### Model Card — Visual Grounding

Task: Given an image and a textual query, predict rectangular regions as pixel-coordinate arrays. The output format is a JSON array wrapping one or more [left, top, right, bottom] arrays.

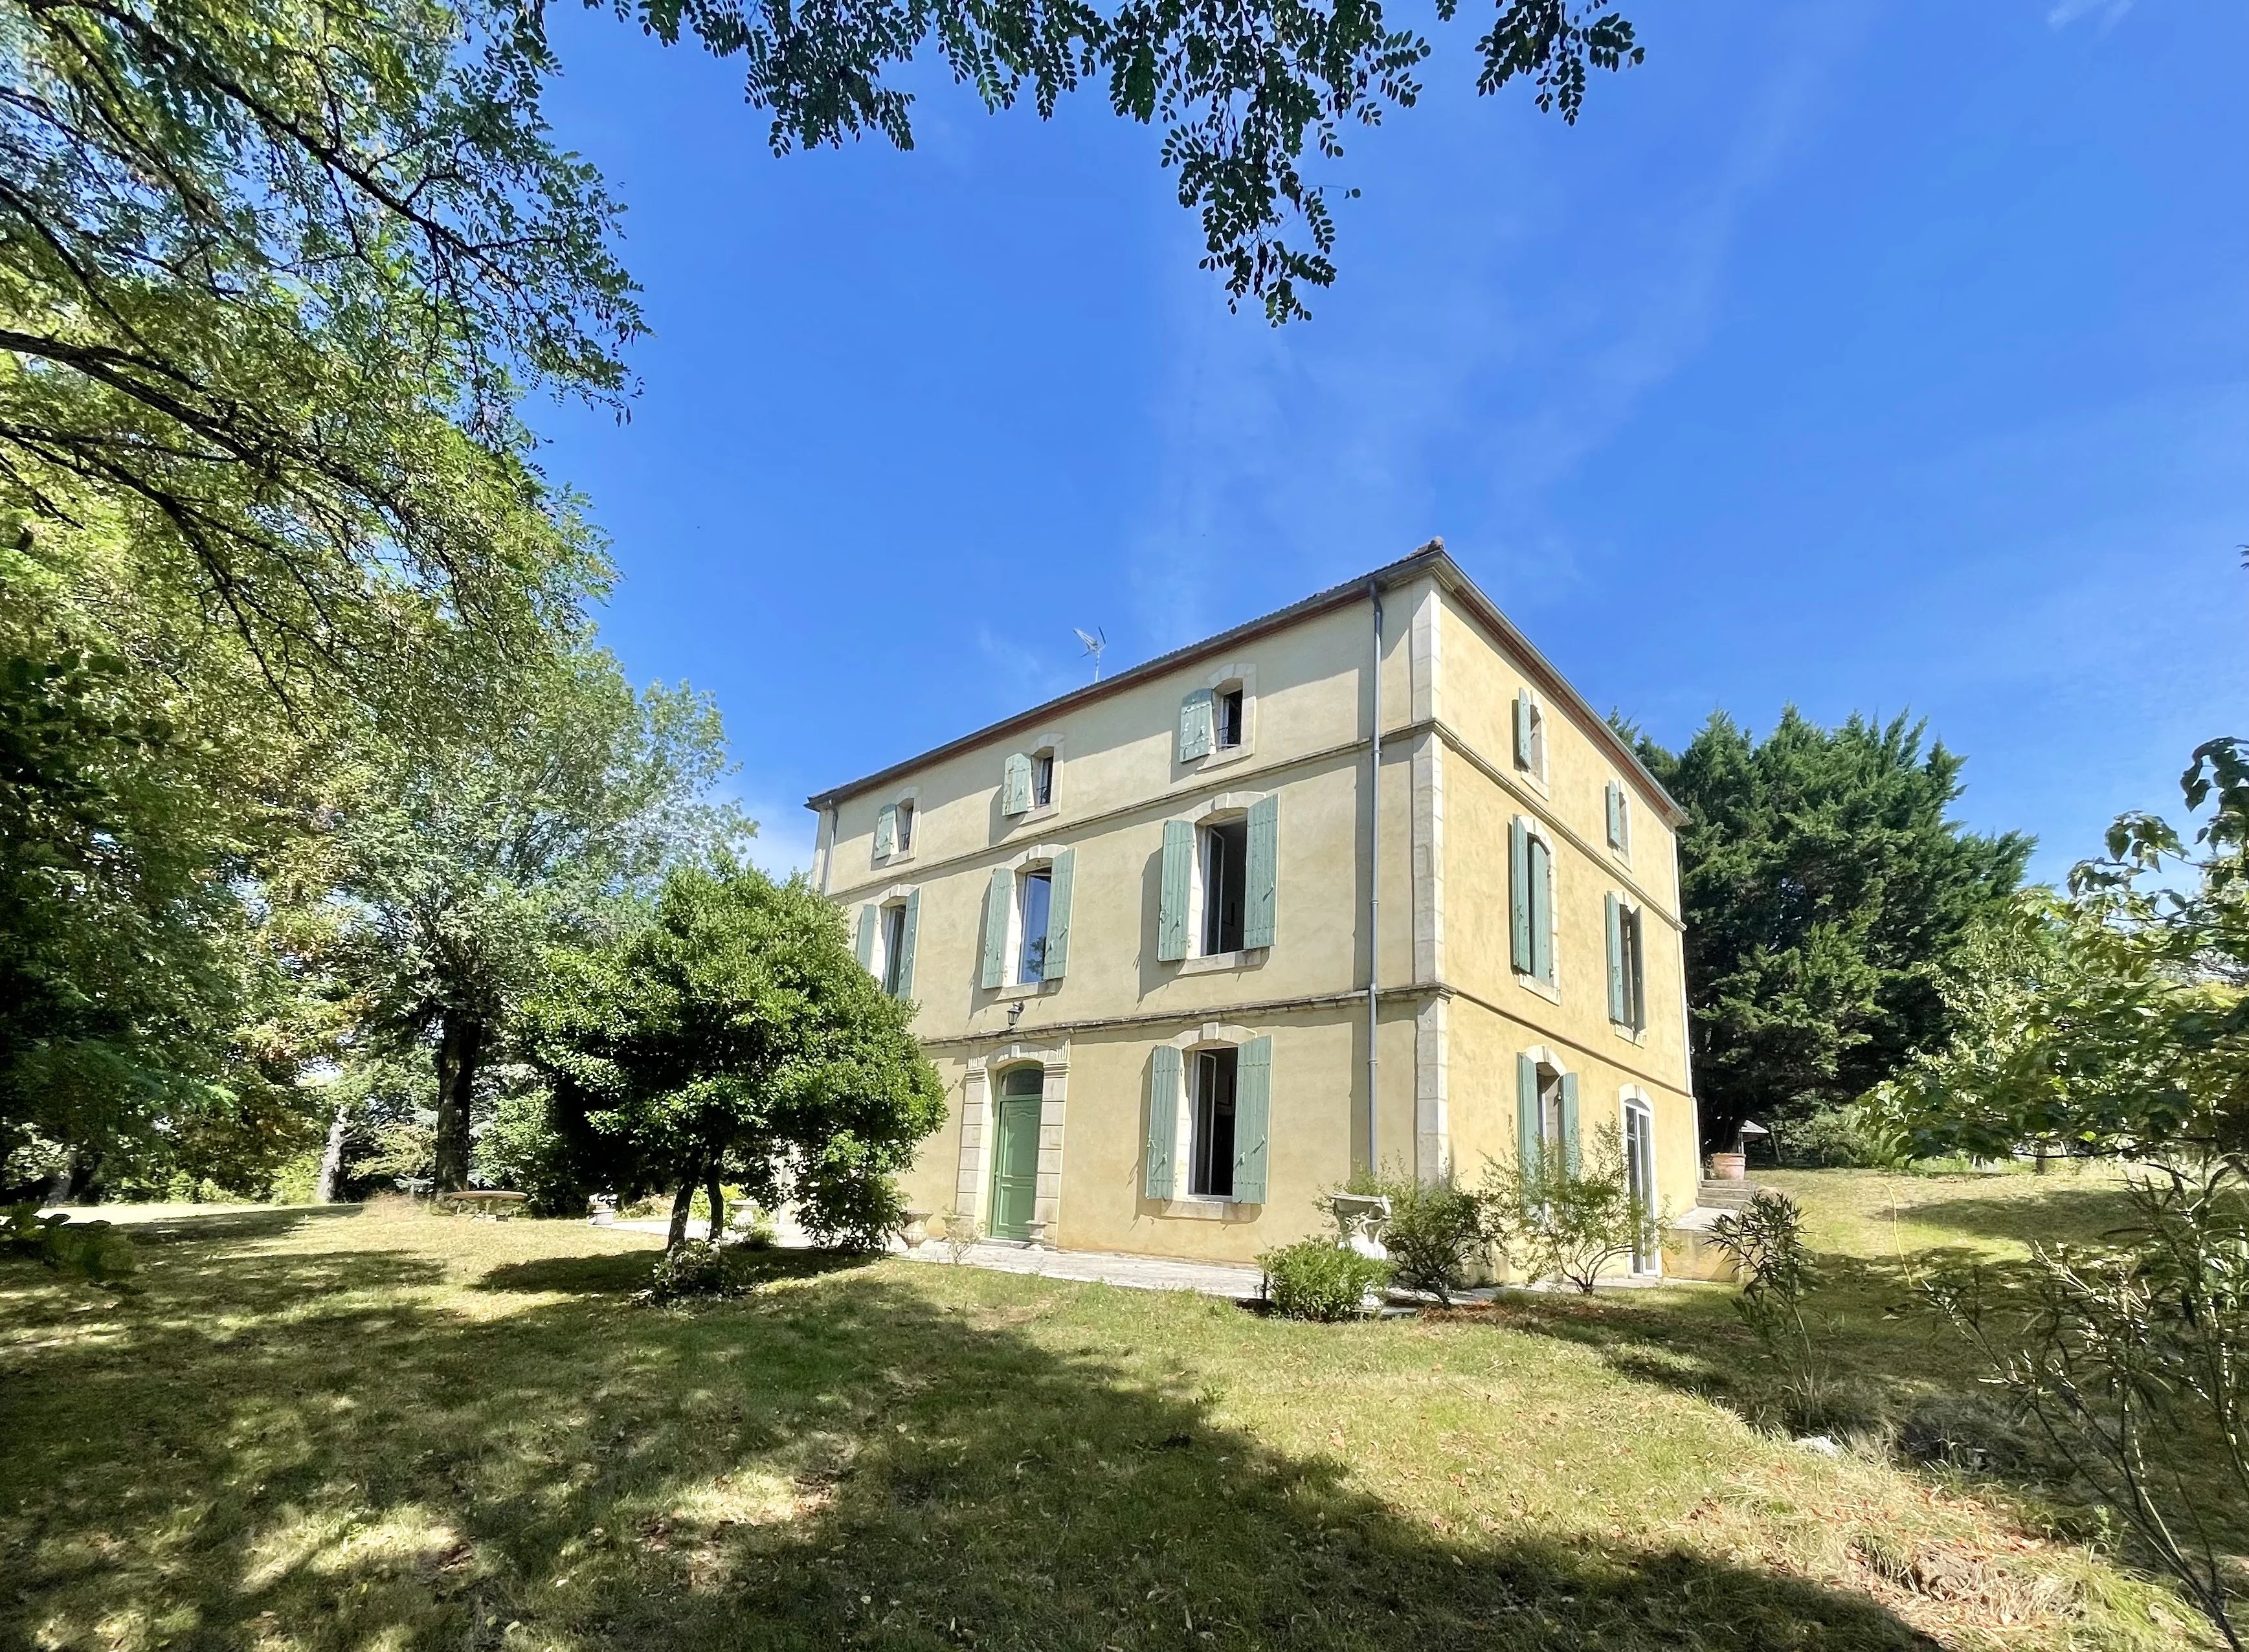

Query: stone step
[[1697, 1179, 1762, 1209]]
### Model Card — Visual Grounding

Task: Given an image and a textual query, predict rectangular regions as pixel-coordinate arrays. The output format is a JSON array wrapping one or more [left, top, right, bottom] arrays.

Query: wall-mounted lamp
[[1007, 1000, 1025, 1029]]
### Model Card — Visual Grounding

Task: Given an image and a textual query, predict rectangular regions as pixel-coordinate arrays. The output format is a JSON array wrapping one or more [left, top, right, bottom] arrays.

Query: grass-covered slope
[[0, 1178, 2213, 1650]]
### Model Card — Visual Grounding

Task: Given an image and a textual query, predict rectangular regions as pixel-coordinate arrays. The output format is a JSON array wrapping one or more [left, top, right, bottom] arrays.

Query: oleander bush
[[1259, 1238, 1390, 1322]]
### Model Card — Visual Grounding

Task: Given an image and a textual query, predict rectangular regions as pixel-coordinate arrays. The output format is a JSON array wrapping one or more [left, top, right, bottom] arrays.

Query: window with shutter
[[1606, 892, 1626, 1023], [979, 866, 1011, 990], [1560, 1073, 1582, 1175], [1242, 794, 1279, 949], [1516, 1053, 1541, 1177], [1158, 819, 1193, 961], [1145, 1046, 1181, 1200], [1510, 818, 1531, 971], [1042, 849, 1073, 978], [893, 890, 920, 1000], [1528, 833, 1554, 984], [1232, 1037, 1271, 1203], [1002, 753, 1032, 816], [1188, 1045, 1238, 1198], [1178, 690, 1214, 761]]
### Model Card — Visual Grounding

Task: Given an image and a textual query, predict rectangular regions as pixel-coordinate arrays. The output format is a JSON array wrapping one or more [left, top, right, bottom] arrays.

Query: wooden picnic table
[[436, 1189, 528, 1216]]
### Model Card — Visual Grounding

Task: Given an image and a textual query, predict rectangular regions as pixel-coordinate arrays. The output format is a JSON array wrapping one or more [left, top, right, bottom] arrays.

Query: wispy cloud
[[2046, 0, 2133, 30], [1120, 3, 1874, 642]]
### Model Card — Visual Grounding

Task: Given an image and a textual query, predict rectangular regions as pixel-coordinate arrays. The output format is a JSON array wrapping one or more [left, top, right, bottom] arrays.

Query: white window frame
[[1188, 661, 1259, 773], [1013, 861, 1056, 988], [1620, 1086, 1661, 1275], [1178, 791, 1269, 975], [1154, 1021, 1263, 1215], [990, 842, 1066, 1002], [1514, 814, 1561, 1003], [874, 785, 922, 868]]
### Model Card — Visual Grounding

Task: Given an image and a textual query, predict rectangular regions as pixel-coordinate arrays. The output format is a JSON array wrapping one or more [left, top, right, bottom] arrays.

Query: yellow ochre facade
[[807, 544, 1707, 1273]]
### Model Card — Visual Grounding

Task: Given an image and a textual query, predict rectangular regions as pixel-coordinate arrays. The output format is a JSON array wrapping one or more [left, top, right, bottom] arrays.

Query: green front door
[[989, 1066, 1042, 1240]]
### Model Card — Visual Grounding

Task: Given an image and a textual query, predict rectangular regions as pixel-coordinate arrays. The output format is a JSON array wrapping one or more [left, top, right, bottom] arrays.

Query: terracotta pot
[[1709, 1152, 1747, 1181]]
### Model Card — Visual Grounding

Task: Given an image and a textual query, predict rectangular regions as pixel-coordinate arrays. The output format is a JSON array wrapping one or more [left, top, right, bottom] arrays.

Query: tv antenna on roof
[[1074, 626, 1108, 682]]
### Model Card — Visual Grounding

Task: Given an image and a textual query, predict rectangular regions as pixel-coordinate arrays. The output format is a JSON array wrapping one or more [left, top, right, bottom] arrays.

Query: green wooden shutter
[[1605, 892, 1626, 1023], [1043, 849, 1074, 979], [1233, 1036, 1272, 1203], [1509, 819, 1531, 971], [1157, 819, 1193, 961], [1179, 690, 1214, 761], [1513, 692, 1534, 768], [1145, 1045, 1181, 1200], [873, 804, 897, 860], [1605, 782, 1622, 849], [1002, 752, 1032, 816], [1627, 906, 1646, 1031], [1560, 1072, 1581, 1175], [855, 904, 878, 970], [979, 866, 1012, 989], [1243, 794, 1279, 949], [895, 889, 920, 1001], [1530, 836, 1554, 984], [1516, 1052, 1541, 1177]]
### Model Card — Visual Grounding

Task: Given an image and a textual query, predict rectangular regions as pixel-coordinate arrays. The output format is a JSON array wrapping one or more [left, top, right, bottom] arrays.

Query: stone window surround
[[987, 841, 1068, 1003], [1152, 1020, 1263, 1218], [874, 784, 923, 869], [1618, 1084, 1660, 1275], [957, 1040, 1071, 1237], [1189, 660, 1259, 772], [866, 880, 917, 992], [1174, 790, 1271, 976], [1516, 689, 1550, 798], [1514, 814, 1562, 1005], [1520, 1044, 1573, 1157], [1006, 728, 1068, 830]]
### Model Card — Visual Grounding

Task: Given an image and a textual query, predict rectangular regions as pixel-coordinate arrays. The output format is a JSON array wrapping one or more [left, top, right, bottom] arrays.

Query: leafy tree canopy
[[525, 858, 946, 1249], [1881, 737, 2249, 1165], [289, 645, 747, 1189], [1633, 708, 2031, 1152]]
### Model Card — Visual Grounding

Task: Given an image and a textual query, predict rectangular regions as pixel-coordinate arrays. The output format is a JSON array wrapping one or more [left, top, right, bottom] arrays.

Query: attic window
[[1216, 686, 1245, 750], [894, 799, 915, 853], [1031, 749, 1055, 809]]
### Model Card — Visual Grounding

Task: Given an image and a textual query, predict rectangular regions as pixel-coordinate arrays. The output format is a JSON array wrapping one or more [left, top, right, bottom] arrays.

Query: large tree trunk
[[314, 1100, 351, 1203], [432, 1010, 487, 1192], [704, 1163, 726, 1244], [666, 1148, 705, 1253]]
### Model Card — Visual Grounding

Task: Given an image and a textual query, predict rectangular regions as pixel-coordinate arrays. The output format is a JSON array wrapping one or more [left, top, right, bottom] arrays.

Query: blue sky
[[533, 0, 2248, 884]]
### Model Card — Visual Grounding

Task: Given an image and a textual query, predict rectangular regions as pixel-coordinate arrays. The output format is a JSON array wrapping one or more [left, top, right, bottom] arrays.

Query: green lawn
[[0, 1175, 2216, 1651]]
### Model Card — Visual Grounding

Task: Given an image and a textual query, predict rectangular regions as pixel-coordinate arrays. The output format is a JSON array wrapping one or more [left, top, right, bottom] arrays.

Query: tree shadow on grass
[[477, 1246, 882, 1297], [1900, 1187, 2143, 1251], [0, 1233, 1964, 1651]]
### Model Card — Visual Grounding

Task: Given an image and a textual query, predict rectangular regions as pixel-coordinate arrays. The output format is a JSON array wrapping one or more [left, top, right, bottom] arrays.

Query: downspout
[[1365, 579, 1383, 1176]]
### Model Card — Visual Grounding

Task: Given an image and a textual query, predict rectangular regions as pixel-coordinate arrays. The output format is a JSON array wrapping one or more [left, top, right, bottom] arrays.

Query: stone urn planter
[[1022, 1219, 1051, 1249], [1708, 1151, 1747, 1181], [899, 1209, 934, 1251]]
